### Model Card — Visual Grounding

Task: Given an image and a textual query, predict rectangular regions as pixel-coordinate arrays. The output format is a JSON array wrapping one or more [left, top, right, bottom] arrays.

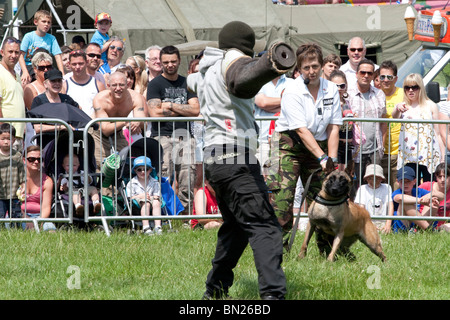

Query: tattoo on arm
[[147, 99, 161, 109]]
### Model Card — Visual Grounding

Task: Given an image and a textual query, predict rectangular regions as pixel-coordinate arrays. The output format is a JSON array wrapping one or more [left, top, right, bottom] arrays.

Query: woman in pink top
[[191, 181, 222, 230], [20, 145, 56, 231]]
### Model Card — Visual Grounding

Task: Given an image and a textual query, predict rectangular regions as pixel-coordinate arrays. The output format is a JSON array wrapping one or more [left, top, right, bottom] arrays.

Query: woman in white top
[[392, 73, 445, 182], [267, 43, 342, 236]]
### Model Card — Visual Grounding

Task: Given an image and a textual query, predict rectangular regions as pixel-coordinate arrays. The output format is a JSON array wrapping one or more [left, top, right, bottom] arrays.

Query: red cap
[[95, 12, 112, 24]]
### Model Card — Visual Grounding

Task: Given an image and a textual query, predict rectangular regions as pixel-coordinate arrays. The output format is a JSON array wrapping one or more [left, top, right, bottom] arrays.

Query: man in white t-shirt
[[254, 74, 293, 171], [62, 50, 106, 117]]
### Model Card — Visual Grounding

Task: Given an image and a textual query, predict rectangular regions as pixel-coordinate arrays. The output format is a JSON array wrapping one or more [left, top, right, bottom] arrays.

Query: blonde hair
[[402, 73, 432, 107], [31, 52, 53, 69], [127, 55, 148, 95], [34, 10, 52, 21]]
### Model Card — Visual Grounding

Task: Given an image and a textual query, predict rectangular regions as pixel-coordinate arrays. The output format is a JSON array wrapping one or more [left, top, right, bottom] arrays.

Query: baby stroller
[[43, 130, 108, 231], [114, 137, 184, 234]]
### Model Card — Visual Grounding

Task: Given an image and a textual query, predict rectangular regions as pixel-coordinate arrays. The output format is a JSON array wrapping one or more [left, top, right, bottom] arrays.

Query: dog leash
[[286, 167, 322, 253]]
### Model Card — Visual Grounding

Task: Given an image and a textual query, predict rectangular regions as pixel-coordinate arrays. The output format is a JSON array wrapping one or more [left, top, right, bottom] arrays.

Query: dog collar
[[314, 194, 349, 206]]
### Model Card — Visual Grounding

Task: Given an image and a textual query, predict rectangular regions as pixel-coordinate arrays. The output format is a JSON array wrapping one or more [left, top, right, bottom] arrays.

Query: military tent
[[1, 0, 420, 73]]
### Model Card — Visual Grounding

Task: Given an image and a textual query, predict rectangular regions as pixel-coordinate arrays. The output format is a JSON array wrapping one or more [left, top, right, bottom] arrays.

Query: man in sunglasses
[[340, 37, 378, 90], [65, 43, 106, 86], [379, 60, 403, 192], [99, 36, 125, 82], [347, 58, 387, 198], [0, 36, 26, 153]]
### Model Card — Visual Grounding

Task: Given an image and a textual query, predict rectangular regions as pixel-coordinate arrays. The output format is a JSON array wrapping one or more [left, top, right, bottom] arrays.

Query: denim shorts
[[26, 213, 57, 232]]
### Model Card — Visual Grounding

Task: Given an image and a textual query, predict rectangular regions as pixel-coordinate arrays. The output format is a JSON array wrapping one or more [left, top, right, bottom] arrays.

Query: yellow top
[[384, 87, 403, 155]]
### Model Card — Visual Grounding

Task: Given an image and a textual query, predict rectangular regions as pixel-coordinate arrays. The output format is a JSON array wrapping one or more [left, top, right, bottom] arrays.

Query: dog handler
[[187, 21, 295, 300], [266, 43, 342, 245]]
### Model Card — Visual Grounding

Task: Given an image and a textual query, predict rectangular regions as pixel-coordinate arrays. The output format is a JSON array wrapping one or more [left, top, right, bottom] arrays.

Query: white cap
[[431, 10, 443, 25]]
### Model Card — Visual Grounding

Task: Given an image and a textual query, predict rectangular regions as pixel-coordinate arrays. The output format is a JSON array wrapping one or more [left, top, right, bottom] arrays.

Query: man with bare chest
[[92, 71, 147, 169]]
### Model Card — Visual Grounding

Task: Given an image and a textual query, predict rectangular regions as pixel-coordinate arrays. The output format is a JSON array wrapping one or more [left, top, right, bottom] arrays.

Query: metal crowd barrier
[[0, 116, 448, 235], [0, 118, 74, 232]]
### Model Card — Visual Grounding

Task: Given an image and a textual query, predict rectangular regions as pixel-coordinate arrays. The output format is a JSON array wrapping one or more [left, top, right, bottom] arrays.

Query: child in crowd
[[0, 124, 25, 228], [90, 12, 112, 65], [126, 156, 162, 235], [191, 180, 222, 230], [392, 166, 439, 232], [354, 164, 393, 233], [19, 10, 64, 83], [60, 154, 101, 217], [418, 162, 450, 232]]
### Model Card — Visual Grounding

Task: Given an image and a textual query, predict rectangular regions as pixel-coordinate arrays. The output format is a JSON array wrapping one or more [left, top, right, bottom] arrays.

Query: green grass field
[[0, 226, 448, 300]]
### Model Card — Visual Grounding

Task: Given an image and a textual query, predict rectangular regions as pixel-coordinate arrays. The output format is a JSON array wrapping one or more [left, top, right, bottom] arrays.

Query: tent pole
[[45, 0, 67, 45]]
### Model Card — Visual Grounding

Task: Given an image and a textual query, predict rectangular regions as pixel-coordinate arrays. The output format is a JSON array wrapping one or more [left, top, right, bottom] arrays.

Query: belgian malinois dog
[[298, 159, 386, 262]]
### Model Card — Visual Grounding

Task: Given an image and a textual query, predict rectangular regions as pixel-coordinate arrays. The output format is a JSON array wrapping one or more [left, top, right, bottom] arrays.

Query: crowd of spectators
[[0, 9, 447, 234]]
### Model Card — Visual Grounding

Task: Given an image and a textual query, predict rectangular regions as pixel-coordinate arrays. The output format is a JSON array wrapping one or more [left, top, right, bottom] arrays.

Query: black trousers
[[204, 145, 286, 298]]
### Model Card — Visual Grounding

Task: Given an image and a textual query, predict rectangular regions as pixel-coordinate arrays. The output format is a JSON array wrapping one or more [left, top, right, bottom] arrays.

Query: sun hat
[[132, 156, 154, 172], [397, 166, 416, 181], [363, 164, 385, 181]]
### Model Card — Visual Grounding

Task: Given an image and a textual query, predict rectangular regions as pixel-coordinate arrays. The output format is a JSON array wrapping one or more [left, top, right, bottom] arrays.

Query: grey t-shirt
[[361, 91, 377, 154]]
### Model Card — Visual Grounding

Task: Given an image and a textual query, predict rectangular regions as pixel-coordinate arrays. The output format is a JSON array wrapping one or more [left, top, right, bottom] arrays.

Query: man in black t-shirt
[[147, 45, 199, 215]]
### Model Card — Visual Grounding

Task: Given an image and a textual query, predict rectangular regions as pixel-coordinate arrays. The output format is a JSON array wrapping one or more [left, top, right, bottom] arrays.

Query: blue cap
[[397, 166, 415, 181], [132, 156, 154, 172]]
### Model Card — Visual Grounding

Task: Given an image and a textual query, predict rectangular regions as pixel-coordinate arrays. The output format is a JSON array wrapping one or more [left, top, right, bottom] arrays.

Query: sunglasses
[[69, 50, 84, 56], [135, 167, 149, 173], [349, 48, 364, 52], [404, 85, 420, 91], [110, 45, 124, 52], [36, 65, 53, 72], [26, 157, 41, 163], [359, 70, 373, 76], [379, 75, 395, 81], [5, 37, 21, 45], [87, 53, 101, 59], [335, 83, 346, 89]]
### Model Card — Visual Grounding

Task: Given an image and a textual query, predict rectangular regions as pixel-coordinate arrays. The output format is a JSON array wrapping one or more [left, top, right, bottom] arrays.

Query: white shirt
[[126, 176, 160, 198], [354, 183, 392, 227], [65, 75, 100, 117], [275, 77, 342, 141], [255, 75, 294, 143]]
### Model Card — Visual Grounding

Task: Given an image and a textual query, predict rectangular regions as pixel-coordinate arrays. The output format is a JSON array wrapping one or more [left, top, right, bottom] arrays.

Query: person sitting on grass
[[354, 163, 394, 234], [60, 154, 101, 217], [418, 162, 450, 232], [392, 165, 439, 233], [191, 180, 222, 230], [126, 156, 162, 235]]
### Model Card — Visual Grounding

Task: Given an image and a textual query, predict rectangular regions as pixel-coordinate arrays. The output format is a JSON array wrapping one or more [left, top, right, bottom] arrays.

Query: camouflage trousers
[[266, 131, 328, 236]]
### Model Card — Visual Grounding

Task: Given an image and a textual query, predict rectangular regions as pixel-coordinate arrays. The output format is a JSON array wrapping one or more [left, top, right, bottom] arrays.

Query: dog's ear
[[325, 157, 335, 174]]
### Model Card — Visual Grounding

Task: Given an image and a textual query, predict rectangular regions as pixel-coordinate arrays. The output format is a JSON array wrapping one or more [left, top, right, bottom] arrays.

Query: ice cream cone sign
[[431, 10, 443, 46], [404, 6, 416, 41]]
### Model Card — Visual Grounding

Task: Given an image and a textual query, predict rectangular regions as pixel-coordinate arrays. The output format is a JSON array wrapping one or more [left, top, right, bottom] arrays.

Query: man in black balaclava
[[187, 21, 295, 300]]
